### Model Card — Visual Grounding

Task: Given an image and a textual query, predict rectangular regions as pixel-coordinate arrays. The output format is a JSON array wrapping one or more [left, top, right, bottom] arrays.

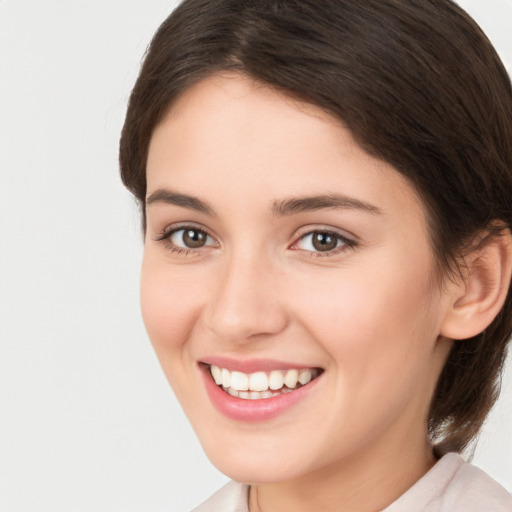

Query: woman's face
[[142, 74, 452, 484]]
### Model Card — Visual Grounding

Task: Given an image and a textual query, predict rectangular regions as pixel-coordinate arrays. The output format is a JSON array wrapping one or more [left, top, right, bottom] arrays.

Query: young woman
[[119, 1, 512, 510]]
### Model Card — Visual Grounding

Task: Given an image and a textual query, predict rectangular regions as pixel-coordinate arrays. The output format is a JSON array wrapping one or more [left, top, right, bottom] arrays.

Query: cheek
[[290, 260, 441, 451], [139, 253, 204, 358], [295, 251, 439, 386]]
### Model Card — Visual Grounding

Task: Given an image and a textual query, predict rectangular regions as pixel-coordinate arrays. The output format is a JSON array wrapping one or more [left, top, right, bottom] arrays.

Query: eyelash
[[154, 224, 217, 257], [154, 225, 357, 258], [291, 229, 357, 258]]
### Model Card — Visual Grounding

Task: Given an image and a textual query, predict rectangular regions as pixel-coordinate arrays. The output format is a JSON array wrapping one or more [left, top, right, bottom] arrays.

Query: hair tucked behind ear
[[120, 0, 512, 453]]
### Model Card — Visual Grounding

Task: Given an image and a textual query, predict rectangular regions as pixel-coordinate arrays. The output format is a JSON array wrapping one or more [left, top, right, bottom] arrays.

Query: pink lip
[[201, 356, 316, 373], [200, 363, 322, 422]]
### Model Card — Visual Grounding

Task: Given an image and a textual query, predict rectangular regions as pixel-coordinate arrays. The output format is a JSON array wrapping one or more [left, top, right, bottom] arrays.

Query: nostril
[[203, 263, 289, 341]]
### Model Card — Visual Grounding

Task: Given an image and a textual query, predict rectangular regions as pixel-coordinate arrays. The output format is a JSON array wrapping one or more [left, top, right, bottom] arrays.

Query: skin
[[141, 73, 458, 512]]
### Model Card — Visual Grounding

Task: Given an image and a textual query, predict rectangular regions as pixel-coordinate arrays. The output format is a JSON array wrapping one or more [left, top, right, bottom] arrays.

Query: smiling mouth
[[209, 365, 323, 400]]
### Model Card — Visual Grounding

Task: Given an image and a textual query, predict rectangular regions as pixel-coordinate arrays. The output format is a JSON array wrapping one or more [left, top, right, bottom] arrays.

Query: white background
[[0, 1, 511, 511]]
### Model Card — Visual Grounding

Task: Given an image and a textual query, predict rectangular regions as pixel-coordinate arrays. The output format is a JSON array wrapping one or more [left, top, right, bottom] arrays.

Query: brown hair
[[119, 0, 512, 454]]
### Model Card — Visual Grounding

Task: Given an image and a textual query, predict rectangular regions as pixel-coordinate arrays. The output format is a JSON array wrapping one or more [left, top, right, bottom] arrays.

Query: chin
[[198, 432, 318, 485], [210, 456, 299, 485]]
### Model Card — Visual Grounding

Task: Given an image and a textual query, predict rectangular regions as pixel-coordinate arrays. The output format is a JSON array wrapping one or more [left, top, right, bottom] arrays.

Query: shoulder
[[191, 481, 249, 512], [385, 453, 512, 512], [442, 454, 512, 511]]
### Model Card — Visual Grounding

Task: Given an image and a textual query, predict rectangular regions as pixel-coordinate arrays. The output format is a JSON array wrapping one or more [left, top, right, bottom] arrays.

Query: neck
[[249, 436, 436, 512]]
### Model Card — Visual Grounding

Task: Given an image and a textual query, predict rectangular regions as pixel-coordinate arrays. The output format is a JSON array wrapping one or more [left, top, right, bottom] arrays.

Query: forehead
[[146, 73, 426, 225]]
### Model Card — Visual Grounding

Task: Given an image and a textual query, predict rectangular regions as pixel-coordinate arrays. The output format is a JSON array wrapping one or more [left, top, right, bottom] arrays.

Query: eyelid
[[292, 224, 357, 243], [154, 221, 215, 240], [289, 225, 358, 255], [153, 222, 219, 253]]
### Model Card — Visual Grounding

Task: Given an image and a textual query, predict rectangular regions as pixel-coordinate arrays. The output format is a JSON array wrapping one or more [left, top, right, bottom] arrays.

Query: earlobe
[[440, 229, 512, 340]]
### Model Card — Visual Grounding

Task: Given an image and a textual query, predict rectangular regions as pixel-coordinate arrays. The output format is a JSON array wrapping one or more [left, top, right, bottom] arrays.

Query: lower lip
[[200, 365, 321, 422]]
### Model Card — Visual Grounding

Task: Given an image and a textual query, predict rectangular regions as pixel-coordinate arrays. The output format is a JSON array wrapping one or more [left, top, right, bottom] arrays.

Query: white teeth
[[284, 369, 299, 389], [209, 365, 320, 399], [249, 371, 268, 391], [298, 368, 313, 385], [269, 370, 284, 390], [221, 368, 231, 388], [225, 388, 282, 399], [211, 365, 222, 385], [230, 371, 249, 391]]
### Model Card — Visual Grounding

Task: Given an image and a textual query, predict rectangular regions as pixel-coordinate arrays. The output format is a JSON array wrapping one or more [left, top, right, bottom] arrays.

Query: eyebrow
[[146, 189, 382, 217], [271, 193, 382, 217], [146, 189, 216, 216]]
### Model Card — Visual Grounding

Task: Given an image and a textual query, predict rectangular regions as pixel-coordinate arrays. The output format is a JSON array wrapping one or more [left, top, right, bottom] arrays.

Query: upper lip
[[200, 356, 321, 374]]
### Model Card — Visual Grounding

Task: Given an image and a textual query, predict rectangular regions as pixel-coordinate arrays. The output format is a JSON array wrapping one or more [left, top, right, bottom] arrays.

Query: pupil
[[183, 229, 206, 248], [312, 232, 337, 251]]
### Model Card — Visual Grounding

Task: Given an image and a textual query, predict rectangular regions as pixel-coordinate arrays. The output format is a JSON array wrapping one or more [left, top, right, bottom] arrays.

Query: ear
[[440, 228, 512, 340]]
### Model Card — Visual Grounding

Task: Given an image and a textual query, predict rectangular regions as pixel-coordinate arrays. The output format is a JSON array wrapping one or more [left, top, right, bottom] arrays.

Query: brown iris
[[312, 232, 338, 252], [182, 229, 207, 248]]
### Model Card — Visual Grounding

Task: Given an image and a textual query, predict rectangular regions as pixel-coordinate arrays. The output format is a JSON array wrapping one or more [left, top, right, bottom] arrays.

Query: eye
[[293, 230, 355, 255], [154, 225, 218, 255], [168, 227, 215, 249]]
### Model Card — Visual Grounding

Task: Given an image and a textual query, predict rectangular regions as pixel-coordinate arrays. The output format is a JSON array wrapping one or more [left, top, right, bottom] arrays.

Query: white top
[[191, 453, 512, 511]]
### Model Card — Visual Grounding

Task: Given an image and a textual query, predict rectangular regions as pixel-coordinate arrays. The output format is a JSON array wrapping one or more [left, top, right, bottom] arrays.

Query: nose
[[204, 250, 289, 343]]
